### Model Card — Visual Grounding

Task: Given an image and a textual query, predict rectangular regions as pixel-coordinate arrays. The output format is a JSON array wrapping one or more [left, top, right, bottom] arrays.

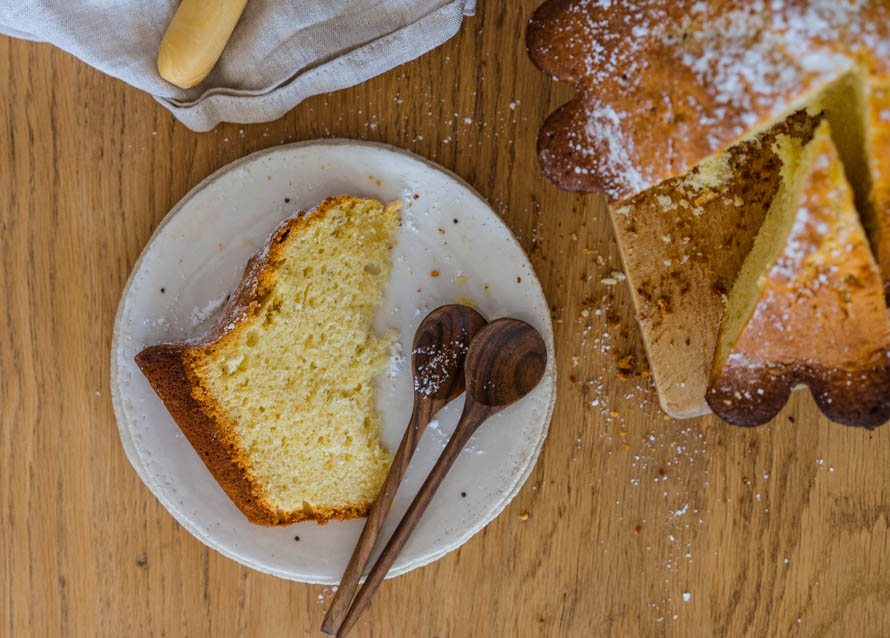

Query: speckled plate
[[111, 139, 556, 584]]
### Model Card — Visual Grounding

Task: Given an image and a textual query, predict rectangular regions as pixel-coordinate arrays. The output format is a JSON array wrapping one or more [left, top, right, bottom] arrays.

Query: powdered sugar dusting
[[385, 340, 406, 379], [576, 102, 650, 195], [190, 294, 228, 327], [413, 339, 469, 396], [530, 0, 888, 200]]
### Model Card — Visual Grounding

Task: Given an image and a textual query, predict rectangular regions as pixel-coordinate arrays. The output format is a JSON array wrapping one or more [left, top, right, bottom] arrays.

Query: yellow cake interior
[[189, 198, 399, 519], [807, 66, 875, 238], [711, 124, 819, 373]]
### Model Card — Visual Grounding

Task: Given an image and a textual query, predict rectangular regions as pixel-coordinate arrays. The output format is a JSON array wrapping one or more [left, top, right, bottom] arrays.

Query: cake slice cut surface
[[136, 196, 399, 525], [707, 120, 890, 428]]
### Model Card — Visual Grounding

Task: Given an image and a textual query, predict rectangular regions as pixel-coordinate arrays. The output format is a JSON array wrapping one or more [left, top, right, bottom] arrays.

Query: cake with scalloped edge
[[706, 119, 890, 427]]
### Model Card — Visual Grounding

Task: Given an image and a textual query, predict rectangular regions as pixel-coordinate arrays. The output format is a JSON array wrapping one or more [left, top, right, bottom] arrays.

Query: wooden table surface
[[3, 2, 890, 636]]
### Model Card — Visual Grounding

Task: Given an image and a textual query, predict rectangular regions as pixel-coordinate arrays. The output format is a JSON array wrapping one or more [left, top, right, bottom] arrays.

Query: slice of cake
[[707, 120, 890, 427], [136, 196, 400, 525], [610, 109, 821, 418]]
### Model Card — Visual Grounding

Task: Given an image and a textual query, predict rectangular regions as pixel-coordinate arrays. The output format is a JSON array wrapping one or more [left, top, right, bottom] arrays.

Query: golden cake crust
[[706, 127, 890, 428], [135, 196, 383, 526], [527, 0, 890, 202]]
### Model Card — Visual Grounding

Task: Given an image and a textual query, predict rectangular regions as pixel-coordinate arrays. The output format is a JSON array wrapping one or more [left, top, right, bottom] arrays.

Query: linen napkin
[[0, 0, 476, 131]]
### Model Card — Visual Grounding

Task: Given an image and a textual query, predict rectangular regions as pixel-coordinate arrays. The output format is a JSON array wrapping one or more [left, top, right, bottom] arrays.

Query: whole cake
[[136, 196, 400, 525], [706, 120, 890, 427]]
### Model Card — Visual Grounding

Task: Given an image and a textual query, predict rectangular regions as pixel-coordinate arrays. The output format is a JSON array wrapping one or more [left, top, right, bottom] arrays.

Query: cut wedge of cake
[[707, 120, 890, 428], [136, 196, 400, 525], [610, 109, 821, 418]]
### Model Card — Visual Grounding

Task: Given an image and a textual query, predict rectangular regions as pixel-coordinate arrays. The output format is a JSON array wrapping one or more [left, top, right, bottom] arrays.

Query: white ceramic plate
[[111, 139, 556, 584]]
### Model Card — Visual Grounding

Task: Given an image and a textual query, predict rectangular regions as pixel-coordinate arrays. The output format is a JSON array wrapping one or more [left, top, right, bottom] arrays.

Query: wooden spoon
[[321, 304, 486, 636], [335, 318, 547, 637]]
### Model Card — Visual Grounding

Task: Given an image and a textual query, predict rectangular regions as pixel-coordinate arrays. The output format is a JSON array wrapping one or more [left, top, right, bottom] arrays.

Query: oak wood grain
[[3, 2, 890, 637]]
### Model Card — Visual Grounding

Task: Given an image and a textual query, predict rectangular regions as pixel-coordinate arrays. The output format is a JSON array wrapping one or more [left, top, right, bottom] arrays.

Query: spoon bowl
[[465, 318, 547, 407]]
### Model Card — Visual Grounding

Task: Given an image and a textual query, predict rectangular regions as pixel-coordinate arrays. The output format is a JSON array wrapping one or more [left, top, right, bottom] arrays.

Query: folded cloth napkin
[[0, 0, 475, 131]]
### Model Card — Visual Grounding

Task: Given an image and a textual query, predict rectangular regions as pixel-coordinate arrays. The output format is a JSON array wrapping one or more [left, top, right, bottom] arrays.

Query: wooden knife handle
[[157, 0, 248, 89]]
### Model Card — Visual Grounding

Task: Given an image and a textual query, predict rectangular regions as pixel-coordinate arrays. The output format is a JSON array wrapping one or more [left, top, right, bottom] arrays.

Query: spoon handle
[[321, 395, 436, 635], [336, 399, 495, 638]]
